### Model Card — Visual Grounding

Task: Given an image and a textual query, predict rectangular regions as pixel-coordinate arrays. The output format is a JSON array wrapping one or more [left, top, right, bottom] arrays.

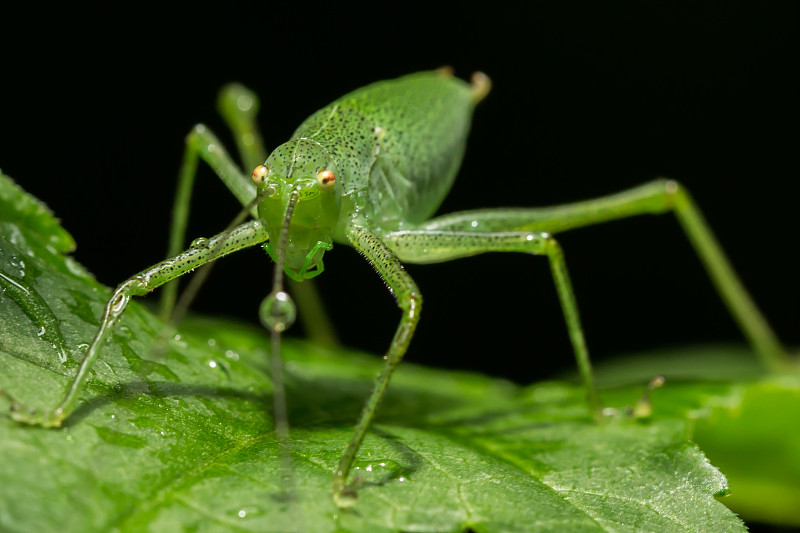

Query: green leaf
[[595, 348, 800, 528], [0, 171, 747, 532], [693, 377, 800, 526]]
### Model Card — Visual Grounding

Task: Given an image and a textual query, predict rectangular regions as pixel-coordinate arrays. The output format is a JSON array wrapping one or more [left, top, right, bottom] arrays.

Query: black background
[[2, 3, 797, 386]]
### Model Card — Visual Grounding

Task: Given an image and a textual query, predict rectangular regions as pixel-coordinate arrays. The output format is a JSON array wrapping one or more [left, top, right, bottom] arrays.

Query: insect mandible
[[3, 68, 791, 506]]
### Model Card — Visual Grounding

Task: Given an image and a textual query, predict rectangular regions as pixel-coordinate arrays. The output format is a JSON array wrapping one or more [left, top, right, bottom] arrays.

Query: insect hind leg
[[414, 179, 792, 371]]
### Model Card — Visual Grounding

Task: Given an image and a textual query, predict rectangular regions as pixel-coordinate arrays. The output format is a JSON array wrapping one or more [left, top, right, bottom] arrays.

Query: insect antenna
[[147, 184, 300, 500], [258, 189, 299, 498]]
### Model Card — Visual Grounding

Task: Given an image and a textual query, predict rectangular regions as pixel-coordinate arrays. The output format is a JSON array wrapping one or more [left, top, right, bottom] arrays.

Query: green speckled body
[[290, 71, 476, 236]]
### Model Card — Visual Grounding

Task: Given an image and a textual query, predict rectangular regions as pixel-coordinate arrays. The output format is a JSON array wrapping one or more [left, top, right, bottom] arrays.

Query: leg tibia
[[144, 220, 267, 291], [333, 227, 421, 505], [381, 228, 599, 413]]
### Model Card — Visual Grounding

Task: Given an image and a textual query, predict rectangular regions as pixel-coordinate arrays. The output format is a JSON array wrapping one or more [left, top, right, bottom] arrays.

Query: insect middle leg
[[411, 179, 792, 372], [333, 224, 597, 505], [381, 229, 599, 412], [333, 226, 422, 506]]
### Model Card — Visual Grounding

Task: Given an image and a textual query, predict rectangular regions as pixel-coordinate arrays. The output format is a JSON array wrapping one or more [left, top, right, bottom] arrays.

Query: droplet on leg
[[260, 291, 296, 333]]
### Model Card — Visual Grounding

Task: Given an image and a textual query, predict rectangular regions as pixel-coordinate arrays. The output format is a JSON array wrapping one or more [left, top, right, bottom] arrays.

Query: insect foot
[[332, 475, 360, 508], [599, 376, 666, 420], [0, 388, 65, 428]]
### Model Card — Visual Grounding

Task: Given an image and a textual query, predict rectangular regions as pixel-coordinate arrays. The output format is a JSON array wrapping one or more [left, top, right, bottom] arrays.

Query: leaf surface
[[0, 172, 750, 532]]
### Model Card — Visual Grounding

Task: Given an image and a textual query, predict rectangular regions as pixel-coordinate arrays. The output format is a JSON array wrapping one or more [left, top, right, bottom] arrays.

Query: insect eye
[[251, 164, 269, 185], [316, 169, 335, 190]]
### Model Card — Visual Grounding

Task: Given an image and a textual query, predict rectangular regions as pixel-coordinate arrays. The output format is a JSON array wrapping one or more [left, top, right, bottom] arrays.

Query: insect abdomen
[[293, 71, 477, 229]]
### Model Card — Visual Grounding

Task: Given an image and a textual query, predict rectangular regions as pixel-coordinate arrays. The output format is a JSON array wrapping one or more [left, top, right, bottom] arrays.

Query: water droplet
[[259, 291, 296, 333], [190, 237, 208, 248], [51, 344, 67, 363], [65, 257, 86, 276], [207, 338, 216, 347], [232, 505, 263, 519], [37, 326, 45, 337], [170, 335, 187, 348], [225, 350, 239, 361], [208, 360, 217, 368], [351, 459, 403, 484], [236, 94, 254, 111]]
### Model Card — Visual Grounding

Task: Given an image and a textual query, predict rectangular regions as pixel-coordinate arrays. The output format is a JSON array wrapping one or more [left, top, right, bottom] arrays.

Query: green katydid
[[2, 68, 793, 506]]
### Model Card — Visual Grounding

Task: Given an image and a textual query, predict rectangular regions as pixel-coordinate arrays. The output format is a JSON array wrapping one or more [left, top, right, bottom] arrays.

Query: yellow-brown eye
[[251, 164, 269, 185], [316, 168, 335, 189]]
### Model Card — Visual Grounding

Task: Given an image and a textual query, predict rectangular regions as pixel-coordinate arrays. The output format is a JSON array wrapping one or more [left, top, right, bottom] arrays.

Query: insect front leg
[[333, 226, 421, 506], [419, 180, 794, 372], [382, 229, 601, 416], [160, 122, 257, 319], [1, 221, 269, 428]]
